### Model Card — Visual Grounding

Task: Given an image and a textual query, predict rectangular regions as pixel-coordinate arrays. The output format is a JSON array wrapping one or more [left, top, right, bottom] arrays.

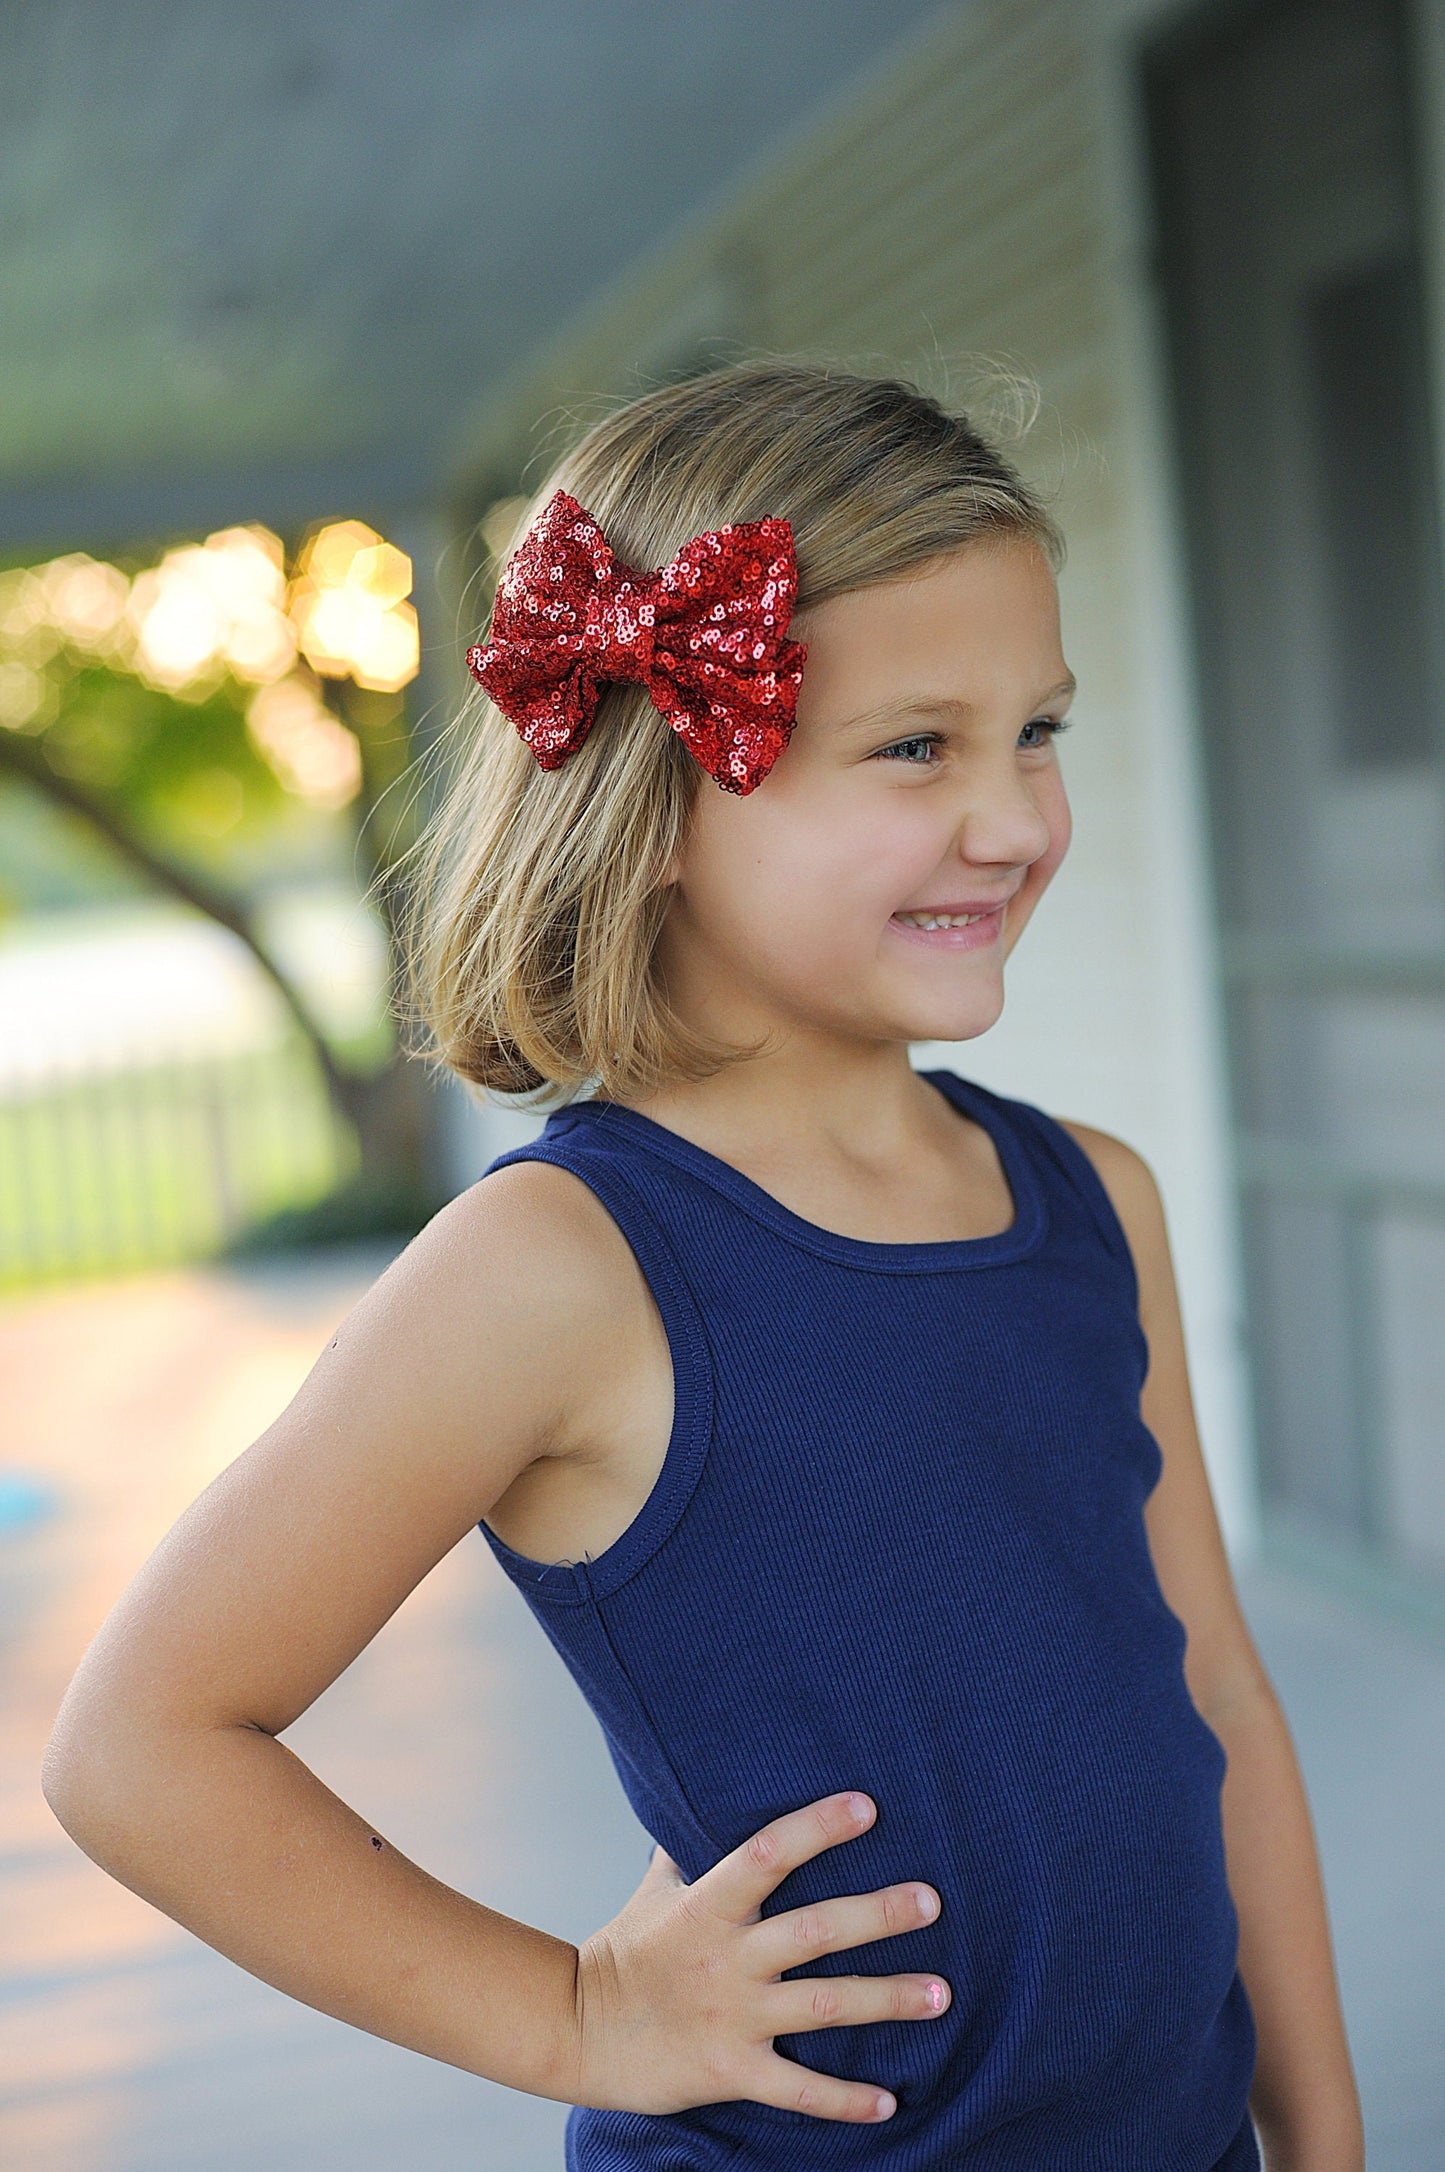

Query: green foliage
[[40, 659, 289, 832], [0, 773, 153, 923], [0, 526, 428, 1215]]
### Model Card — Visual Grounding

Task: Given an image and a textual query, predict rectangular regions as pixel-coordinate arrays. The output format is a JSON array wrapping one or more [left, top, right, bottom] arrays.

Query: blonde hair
[[396, 358, 1066, 1110]]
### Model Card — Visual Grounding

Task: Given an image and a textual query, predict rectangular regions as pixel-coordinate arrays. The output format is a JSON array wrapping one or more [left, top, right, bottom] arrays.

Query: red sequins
[[467, 489, 808, 794]]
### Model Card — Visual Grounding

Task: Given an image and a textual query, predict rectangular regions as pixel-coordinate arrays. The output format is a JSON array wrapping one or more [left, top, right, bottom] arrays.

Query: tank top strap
[[984, 1085, 1142, 1309]]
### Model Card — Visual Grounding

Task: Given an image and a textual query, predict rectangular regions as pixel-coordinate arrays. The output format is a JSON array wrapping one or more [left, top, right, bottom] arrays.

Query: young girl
[[44, 361, 1363, 2171]]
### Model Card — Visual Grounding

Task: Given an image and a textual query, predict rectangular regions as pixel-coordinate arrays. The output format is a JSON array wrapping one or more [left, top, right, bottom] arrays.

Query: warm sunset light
[[288, 520, 420, 694], [245, 676, 363, 809], [128, 527, 297, 694], [0, 517, 422, 800]]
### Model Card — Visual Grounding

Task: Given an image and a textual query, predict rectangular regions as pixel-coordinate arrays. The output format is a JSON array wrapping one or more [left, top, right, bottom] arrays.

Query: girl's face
[[654, 536, 1074, 1053]]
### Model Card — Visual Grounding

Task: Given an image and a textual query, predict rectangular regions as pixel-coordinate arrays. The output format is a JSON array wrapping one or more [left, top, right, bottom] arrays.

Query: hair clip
[[468, 488, 807, 794]]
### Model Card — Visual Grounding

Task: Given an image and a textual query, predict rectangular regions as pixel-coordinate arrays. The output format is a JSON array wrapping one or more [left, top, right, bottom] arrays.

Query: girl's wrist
[[1254, 2097, 1366, 2172], [537, 1940, 585, 2104], [462, 1923, 585, 2104]]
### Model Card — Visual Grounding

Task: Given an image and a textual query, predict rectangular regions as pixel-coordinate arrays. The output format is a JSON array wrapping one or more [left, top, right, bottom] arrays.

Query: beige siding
[[465, 1, 1116, 466]]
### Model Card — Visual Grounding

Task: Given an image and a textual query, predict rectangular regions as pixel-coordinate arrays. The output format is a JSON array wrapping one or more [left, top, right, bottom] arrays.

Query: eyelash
[[874, 718, 1075, 765]]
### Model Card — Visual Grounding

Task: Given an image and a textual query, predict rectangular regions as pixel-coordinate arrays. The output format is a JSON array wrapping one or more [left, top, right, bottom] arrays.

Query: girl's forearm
[[1209, 1685, 1364, 2172], [44, 1720, 583, 2100]]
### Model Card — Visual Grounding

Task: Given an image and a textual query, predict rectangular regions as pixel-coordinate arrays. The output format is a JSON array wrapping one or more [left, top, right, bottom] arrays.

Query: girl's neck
[[614, 1037, 971, 1172]]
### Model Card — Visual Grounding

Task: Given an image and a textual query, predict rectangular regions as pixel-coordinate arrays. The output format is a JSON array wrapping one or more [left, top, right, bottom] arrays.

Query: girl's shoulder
[[1049, 1114, 1152, 1201], [230, 1156, 668, 1564], [1042, 1113, 1183, 1338], [451, 1154, 656, 1357], [292, 1156, 653, 1500]]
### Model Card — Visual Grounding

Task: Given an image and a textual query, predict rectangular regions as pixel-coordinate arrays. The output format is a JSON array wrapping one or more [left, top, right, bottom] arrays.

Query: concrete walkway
[[0, 1246, 1438, 2170]]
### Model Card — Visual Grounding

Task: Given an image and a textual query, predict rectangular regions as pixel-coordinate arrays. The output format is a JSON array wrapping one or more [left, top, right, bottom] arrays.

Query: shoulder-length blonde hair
[[397, 358, 1066, 1110]]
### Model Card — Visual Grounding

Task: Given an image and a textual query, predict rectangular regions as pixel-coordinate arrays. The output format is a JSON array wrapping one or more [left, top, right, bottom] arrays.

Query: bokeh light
[[0, 517, 420, 803], [289, 520, 420, 693], [39, 554, 130, 654], [128, 527, 296, 695], [246, 677, 363, 809]]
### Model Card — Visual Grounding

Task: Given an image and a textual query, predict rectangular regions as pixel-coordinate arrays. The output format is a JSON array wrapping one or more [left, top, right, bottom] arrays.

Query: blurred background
[[2, 0, 1443, 2165]]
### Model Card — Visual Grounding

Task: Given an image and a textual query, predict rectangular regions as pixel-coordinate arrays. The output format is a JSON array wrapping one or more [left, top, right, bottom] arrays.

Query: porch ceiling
[[0, 0, 946, 551]]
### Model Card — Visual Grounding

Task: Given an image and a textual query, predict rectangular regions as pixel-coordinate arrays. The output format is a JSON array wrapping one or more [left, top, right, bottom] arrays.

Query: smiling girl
[[44, 360, 1362, 2171]]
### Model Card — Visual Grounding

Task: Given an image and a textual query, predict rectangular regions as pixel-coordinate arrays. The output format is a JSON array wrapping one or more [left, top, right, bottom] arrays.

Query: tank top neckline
[[557, 1066, 1049, 1273]]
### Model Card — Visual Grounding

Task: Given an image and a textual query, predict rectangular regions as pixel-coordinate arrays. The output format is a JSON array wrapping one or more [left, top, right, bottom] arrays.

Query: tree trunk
[[0, 730, 449, 1216], [338, 1055, 441, 1197]]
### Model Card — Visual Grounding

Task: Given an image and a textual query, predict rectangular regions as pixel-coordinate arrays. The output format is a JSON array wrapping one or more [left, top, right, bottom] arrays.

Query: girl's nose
[[948, 766, 1054, 863]]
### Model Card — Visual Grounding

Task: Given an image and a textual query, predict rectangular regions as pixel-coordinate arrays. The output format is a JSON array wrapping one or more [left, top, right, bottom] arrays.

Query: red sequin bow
[[466, 488, 808, 795]]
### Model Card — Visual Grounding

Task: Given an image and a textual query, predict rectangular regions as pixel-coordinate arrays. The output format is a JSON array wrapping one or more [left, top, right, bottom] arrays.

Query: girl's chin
[[890, 989, 1007, 1045]]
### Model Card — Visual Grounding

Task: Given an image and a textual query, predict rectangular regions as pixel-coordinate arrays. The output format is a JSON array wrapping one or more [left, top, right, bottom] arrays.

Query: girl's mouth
[[889, 905, 1005, 949]]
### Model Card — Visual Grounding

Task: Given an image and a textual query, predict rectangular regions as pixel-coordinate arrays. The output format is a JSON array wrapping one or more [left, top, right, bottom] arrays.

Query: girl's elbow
[[44, 1719, 111, 1846], [42, 1689, 154, 1854]]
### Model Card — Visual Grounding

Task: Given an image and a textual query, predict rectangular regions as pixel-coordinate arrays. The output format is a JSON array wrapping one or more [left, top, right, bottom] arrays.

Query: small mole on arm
[[371, 1835, 384, 1850]]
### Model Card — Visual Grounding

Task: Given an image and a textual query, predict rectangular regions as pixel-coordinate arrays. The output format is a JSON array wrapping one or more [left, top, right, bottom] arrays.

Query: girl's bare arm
[[41, 1164, 611, 2100], [1070, 1123, 1365, 2172]]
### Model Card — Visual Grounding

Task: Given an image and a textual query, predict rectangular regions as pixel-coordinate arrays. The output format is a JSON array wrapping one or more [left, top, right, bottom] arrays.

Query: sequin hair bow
[[467, 487, 808, 795]]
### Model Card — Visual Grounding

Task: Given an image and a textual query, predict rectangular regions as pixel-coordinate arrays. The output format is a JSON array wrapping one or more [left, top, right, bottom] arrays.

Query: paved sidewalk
[[0, 1248, 1439, 2170]]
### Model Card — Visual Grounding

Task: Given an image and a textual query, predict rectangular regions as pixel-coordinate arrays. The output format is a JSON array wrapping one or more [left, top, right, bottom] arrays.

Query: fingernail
[[874, 2093, 896, 2119], [844, 1793, 872, 1820], [926, 1981, 945, 2011], [916, 1886, 938, 1919]]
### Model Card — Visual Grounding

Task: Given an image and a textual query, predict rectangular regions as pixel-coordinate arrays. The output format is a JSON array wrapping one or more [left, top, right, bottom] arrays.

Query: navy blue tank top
[[478, 1068, 1260, 2170]]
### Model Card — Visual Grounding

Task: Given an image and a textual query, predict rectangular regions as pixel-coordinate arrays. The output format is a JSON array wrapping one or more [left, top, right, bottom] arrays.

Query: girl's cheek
[[763, 813, 858, 902], [1035, 788, 1072, 878], [1007, 792, 1071, 935], [870, 808, 951, 895]]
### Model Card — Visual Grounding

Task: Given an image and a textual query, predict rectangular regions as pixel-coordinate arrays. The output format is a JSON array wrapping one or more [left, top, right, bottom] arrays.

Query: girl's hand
[[568, 1790, 947, 2123]]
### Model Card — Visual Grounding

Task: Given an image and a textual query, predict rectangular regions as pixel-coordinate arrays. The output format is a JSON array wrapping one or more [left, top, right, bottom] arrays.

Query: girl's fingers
[[700, 1793, 878, 1924], [749, 1878, 942, 1977], [762, 1967, 950, 2035], [737, 2046, 899, 2125]]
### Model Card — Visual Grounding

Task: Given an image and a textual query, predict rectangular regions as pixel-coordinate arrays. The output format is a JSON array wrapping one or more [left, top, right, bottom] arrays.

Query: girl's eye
[[875, 733, 942, 765], [1019, 716, 1074, 750], [874, 718, 1074, 764]]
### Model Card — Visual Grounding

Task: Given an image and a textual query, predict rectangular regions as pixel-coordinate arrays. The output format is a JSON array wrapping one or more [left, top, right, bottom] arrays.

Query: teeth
[[895, 910, 992, 929]]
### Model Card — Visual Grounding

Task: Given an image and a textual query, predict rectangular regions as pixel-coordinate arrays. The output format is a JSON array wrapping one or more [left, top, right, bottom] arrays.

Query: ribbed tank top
[[478, 1068, 1260, 2171]]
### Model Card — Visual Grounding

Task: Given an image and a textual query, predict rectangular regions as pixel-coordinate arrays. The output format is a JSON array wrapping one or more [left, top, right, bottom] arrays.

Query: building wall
[[449, 0, 1445, 1562]]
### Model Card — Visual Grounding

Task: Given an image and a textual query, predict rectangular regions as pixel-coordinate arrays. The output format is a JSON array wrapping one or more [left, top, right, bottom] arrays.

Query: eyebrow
[[832, 675, 1078, 736]]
